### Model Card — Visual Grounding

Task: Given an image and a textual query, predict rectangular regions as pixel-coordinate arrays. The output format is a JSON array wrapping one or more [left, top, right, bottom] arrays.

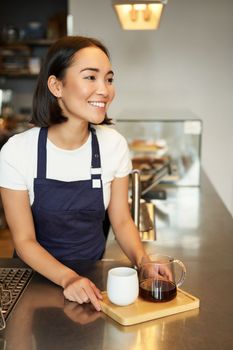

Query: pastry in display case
[[115, 118, 202, 193]]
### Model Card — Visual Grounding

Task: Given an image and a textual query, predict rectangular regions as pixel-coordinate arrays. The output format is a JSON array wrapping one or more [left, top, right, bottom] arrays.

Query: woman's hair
[[31, 36, 112, 126]]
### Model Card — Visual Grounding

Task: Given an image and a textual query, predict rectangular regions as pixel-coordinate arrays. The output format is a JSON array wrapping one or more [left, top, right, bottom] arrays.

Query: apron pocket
[[35, 207, 104, 223]]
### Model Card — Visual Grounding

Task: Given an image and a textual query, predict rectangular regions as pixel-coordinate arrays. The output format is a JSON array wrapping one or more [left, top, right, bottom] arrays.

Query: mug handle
[[173, 259, 186, 287]]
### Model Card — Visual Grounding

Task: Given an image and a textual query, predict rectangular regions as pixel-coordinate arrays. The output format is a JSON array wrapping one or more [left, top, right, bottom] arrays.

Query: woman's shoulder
[[1, 126, 40, 155], [94, 124, 127, 144]]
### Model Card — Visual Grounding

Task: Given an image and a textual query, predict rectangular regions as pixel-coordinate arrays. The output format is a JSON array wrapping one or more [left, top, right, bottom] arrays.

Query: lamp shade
[[113, 0, 167, 30]]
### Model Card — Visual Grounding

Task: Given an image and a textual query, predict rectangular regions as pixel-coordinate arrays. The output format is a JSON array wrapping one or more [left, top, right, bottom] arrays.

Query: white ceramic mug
[[107, 267, 139, 306]]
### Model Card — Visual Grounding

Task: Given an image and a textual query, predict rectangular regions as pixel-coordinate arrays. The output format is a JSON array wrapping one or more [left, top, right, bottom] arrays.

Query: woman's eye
[[107, 77, 114, 84], [85, 75, 96, 81]]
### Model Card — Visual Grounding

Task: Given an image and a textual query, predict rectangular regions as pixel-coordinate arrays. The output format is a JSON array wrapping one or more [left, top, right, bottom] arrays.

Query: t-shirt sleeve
[[115, 135, 132, 178], [0, 137, 27, 190]]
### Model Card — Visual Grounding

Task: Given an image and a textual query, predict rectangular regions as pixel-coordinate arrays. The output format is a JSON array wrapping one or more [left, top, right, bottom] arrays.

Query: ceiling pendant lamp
[[112, 0, 167, 30]]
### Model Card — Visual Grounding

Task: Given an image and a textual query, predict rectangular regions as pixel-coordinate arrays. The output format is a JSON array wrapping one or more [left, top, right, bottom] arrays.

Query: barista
[[0, 36, 148, 311]]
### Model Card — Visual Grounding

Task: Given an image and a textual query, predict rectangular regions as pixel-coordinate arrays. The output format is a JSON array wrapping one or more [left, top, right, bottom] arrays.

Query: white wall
[[69, 0, 233, 217]]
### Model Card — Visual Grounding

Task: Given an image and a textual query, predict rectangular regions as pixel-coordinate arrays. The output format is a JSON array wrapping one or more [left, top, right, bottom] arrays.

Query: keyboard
[[0, 267, 33, 328]]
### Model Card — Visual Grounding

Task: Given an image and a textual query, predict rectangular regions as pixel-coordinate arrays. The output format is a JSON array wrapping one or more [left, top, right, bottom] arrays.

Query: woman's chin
[[89, 114, 106, 125]]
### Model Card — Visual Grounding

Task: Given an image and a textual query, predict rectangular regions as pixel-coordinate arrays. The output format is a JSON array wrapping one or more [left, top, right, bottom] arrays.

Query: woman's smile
[[88, 101, 107, 108]]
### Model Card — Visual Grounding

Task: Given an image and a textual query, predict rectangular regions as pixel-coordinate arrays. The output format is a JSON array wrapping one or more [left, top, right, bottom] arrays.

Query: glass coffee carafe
[[139, 254, 186, 302]]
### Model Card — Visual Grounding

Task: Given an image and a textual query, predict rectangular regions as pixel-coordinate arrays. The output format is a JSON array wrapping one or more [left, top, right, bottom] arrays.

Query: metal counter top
[[0, 172, 233, 350]]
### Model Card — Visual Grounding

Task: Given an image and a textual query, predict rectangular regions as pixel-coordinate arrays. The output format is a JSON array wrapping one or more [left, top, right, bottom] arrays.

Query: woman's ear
[[47, 75, 62, 98]]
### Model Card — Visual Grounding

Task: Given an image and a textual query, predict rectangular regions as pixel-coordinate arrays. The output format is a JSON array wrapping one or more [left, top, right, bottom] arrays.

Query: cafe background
[[0, 0, 233, 217]]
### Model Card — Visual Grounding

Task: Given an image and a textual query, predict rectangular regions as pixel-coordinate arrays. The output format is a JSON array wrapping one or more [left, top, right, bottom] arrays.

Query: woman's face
[[54, 46, 115, 124]]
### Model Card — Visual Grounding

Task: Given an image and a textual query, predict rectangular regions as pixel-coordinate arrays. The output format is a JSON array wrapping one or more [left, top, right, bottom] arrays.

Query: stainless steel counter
[[0, 172, 233, 350]]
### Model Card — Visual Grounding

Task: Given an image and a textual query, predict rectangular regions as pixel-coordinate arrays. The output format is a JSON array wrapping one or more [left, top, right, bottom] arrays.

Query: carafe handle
[[174, 259, 186, 287]]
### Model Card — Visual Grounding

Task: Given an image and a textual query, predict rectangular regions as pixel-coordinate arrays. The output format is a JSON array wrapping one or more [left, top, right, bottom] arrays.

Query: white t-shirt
[[0, 125, 132, 208]]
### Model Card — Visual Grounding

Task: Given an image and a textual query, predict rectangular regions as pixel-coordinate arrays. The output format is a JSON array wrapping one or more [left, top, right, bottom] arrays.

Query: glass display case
[[115, 119, 202, 193]]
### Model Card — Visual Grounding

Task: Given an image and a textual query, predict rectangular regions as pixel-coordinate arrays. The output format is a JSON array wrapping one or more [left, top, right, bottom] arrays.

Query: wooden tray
[[100, 289, 200, 326]]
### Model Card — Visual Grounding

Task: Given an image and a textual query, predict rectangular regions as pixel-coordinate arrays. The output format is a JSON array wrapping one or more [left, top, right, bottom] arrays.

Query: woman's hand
[[140, 255, 173, 281], [63, 276, 103, 311], [157, 264, 173, 281]]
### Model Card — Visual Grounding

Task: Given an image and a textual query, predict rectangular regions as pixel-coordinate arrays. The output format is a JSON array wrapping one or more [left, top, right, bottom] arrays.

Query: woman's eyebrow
[[80, 67, 114, 75]]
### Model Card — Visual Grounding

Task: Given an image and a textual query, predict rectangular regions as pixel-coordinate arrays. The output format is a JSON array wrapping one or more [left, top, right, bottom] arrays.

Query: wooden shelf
[[0, 40, 53, 78], [0, 74, 38, 78], [0, 39, 55, 47], [0, 70, 38, 78]]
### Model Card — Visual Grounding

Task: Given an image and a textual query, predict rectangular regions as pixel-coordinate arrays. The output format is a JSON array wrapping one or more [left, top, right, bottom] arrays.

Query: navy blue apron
[[31, 127, 106, 262]]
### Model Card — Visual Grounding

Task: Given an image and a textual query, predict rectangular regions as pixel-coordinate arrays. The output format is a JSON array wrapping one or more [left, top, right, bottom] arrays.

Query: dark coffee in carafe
[[139, 278, 177, 302]]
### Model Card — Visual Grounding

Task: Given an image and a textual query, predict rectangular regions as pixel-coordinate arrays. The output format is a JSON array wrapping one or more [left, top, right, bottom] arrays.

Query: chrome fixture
[[131, 170, 155, 240], [131, 169, 141, 229]]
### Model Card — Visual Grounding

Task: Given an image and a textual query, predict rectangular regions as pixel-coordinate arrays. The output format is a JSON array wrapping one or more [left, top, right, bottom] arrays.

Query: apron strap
[[36, 126, 102, 187], [37, 127, 48, 179], [90, 127, 102, 188]]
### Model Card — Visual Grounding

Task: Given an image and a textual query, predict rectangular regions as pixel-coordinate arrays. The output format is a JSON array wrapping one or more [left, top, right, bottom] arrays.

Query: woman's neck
[[48, 121, 90, 150]]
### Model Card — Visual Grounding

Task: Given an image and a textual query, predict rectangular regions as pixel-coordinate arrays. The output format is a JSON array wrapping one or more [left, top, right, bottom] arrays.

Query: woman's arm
[[107, 176, 149, 268], [0, 188, 102, 310]]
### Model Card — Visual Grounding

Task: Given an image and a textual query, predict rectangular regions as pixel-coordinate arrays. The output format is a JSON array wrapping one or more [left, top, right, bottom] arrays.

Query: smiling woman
[[0, 35, 149, 312]]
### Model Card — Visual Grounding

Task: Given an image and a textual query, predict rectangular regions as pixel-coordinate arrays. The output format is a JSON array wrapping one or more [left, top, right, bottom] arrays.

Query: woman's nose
[[96, 80, 109, 97]]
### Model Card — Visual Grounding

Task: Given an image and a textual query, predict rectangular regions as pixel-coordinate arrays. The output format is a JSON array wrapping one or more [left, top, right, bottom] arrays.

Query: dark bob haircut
[[31, 36, 112, 127]]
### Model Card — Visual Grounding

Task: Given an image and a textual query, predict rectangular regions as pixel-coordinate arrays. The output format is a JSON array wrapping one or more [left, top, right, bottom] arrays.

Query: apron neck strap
[[37, 127, 48, 178], [90, 127, 101, 170], [36, 126, 102, 179], [90, 127, 102, 188]]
